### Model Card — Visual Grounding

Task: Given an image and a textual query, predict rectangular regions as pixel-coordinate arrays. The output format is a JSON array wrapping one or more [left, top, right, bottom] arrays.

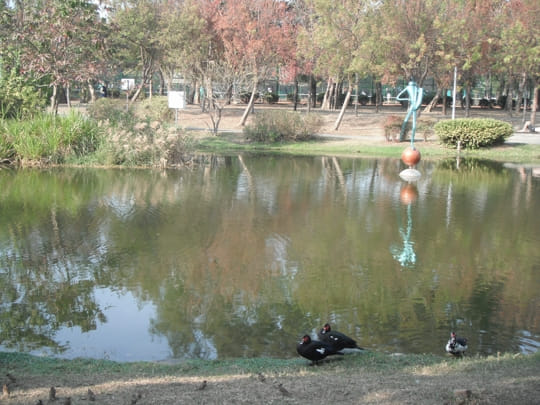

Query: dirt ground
[[175, 102, 531, 143], [2, 353, 540, 404], [180, 102, 387, 135]]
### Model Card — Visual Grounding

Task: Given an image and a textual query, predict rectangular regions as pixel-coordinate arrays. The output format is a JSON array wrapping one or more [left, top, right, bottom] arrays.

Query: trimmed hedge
[[434, 118, 513, 149], [263, 92, 279, 104]]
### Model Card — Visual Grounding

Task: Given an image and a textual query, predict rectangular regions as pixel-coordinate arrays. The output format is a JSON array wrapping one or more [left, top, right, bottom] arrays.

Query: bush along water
[[435, 118, 513, 149], [87, 98, 193, 167], [243, 110, 323, 143], [1, 111, 102, 165], [0, 98, 194, 168]]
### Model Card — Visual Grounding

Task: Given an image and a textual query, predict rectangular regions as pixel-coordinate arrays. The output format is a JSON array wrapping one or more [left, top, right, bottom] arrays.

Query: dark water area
[[0, 155, 539, 362]]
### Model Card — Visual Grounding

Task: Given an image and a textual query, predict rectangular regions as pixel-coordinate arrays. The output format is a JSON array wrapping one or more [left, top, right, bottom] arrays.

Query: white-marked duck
[[296, 335, 343, 365], [445, 331, 468, 356], [318, 323, 365, 351]]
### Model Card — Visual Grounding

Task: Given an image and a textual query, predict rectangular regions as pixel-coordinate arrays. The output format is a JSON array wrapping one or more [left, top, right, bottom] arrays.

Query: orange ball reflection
[[400, 183, 418, 205]]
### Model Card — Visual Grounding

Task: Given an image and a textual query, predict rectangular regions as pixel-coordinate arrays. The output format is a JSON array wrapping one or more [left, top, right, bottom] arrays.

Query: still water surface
[[0, 155, 539, 362]]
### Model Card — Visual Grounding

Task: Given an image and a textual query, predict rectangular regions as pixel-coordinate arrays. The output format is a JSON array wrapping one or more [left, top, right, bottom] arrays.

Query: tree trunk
[[424, 88, 441, 113], [130, 84, 144, 105], [354, 74, 359, 116], [209, 100, 222, 135], [310, 75, 317, 108], [192, 81, 199, 105], [65, 84, 71, 108], [49, 84, 58, 115], [376, 81, 382, 113], [516, 73, 527, 112], [495, 76, 505, 102], [239, 79, 258, 126], [158, 70, 165, 96], [88, 82, 96, 104], [332, 81, 342, 110], [293, 76, 299, 111], [321, 78, 332, 110], [463, 84, 471, 117], [443, 92, 448, 115], [530, 83, 538, 127], [334, 83, 352, 130], [160, 67, 173, 95], [202, 77, 222, 135], [307, 75, 313, 113], [225, 84, 233, 105], [505, 81, 514, 117], [129, 46, 154, 106]]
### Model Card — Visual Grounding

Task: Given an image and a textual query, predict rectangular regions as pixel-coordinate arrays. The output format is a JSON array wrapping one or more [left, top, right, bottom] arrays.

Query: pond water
[[0, 155, 539, 362]]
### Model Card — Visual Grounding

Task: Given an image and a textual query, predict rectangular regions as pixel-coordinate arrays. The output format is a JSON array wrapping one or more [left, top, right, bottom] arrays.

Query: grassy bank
[[0, 111, 103, 165], [1, 351, 539, 404], [194, 132, 540, 163], [0, 101, 193, 167], [2, 99, 539, 166]]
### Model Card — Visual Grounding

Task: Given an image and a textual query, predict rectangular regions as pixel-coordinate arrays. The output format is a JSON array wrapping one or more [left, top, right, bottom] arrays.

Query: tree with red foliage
[[211, 0, 295, 126]]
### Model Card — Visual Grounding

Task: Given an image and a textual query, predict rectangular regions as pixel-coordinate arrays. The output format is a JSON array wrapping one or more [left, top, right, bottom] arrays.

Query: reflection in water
[[53, 288, 170, 361], [391, 183, 418, 268], [0, 157, 539, 361]]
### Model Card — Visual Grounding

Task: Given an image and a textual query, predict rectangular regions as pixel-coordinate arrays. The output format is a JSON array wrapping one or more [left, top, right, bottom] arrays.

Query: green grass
[[1, 111, 103, 163], [2, 350, 538, 379], [194, 133, 540, 163], [3, 110, 539, 167]]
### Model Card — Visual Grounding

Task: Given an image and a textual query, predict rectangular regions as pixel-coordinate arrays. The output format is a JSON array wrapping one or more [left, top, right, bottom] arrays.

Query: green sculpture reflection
[[391, 183, 418, 268], [391, 203, 416, 267], [396, 81, 424, 145]]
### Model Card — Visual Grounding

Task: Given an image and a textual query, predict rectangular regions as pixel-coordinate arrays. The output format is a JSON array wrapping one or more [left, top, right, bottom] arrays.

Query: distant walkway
[[316, 131, 540, 145], [506, 132, 540, 145]]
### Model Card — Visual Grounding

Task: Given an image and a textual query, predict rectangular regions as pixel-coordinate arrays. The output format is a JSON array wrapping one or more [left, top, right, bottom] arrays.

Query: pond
[[0, 155, 539, 362]]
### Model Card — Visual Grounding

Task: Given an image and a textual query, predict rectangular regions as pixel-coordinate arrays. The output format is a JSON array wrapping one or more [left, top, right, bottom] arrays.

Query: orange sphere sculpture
[[400, 183, 418, 205], [401, 147, 421, 167]]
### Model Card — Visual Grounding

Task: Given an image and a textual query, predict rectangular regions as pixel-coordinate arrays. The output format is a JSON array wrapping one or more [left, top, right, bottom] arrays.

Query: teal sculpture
[[396, 81, 424, 145]]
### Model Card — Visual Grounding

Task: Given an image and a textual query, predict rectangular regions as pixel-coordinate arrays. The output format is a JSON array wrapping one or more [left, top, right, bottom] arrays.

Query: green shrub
[[87, 98, 134, 129], [358, 94, 370, 105], [3, 112, 103, 163], [0, 121, 16, 160], [263, 92, 279, 104], [88, 97, 174, 128], [57, 111, 103, 157], [287, 93, 300, 103], [243, 110, 322, 143], [0, 66, 46, 119], [135, 97, 174, 122], [435, 118, 513, 149]]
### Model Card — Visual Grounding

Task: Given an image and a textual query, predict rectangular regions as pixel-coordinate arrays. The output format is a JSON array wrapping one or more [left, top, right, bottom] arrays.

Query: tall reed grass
[[1, 111, 102, 164], [87, 98, 193, 167]]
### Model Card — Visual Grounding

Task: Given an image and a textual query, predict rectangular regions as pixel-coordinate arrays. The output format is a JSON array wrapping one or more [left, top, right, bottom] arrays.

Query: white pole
[[452, 66, 457, 120]]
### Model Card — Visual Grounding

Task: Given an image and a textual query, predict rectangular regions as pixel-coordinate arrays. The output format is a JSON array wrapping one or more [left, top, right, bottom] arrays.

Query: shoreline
[[1, 350, 539, 404]]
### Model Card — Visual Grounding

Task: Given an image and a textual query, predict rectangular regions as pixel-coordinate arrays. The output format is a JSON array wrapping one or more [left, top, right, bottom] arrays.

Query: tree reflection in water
[[0, 157, 539, 361]]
